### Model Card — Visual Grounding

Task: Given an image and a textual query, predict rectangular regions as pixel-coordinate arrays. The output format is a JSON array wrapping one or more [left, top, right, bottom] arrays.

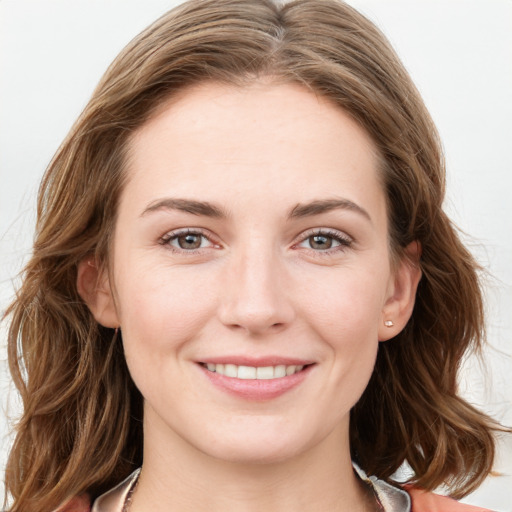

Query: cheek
[[113, 263, 216, 373], [299, 266, 387, 392], [302, 264, 387, 337], [116, 258, 214, 322]]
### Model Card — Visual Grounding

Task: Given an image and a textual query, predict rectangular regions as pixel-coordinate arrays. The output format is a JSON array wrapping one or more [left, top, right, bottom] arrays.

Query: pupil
[[178, 234, 201, 249], [310, 235, 332, 250]]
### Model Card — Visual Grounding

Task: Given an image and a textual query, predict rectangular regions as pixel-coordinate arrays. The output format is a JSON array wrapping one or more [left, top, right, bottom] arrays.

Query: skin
[[79, 81, 421, 511]]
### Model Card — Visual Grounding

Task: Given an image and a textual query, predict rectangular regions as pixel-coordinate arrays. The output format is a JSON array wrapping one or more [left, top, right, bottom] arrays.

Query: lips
[[197, 357, 315, 400]]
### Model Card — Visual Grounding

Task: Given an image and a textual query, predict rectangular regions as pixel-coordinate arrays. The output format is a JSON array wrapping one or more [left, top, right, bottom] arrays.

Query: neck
[[131, 409, 376, 512]]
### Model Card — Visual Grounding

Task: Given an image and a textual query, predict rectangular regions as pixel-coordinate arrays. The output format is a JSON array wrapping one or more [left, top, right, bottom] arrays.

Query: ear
[[378, 241, 422, 341], [77, 257, 120, 328]]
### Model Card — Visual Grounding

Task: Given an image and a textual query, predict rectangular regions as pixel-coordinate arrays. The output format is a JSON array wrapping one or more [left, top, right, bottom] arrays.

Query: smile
[[202, 363, 305, 380], [198, 360, 314, 400]]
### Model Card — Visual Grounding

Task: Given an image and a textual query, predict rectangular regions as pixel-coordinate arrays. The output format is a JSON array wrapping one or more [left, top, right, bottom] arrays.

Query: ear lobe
[[378, 241, 422, 342], [77, 258, 120, 328]]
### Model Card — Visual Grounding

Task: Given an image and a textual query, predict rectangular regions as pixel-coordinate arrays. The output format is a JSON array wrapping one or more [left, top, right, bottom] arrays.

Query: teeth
[[224, 364, 237, 378], [274, 365, 286, 378], [256, 366, 274, 379], [286, 365, 302, 375], [237, 365, 256, 379], [204, 363, 306, 379]]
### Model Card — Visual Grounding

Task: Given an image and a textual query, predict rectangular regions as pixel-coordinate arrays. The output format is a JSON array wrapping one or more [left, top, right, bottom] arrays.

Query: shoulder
[[54, 494, 91, 512], [55, 468, 139, 512], [406, 485, 494, 512]]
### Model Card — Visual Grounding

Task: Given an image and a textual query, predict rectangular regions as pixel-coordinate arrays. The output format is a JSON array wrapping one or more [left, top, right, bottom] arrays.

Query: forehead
[[123, 81, 384, 219]]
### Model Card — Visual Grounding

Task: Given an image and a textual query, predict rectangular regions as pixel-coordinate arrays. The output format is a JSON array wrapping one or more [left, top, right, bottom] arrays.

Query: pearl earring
[[384, 320, 394, 327]]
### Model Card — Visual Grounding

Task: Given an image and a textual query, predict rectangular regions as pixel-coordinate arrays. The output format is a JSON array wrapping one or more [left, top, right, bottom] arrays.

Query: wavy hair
[[4, 0, 502, 509]]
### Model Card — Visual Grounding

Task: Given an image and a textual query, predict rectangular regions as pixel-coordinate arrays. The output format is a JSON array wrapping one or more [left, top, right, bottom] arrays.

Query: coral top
[[407, 486, 492, 511]]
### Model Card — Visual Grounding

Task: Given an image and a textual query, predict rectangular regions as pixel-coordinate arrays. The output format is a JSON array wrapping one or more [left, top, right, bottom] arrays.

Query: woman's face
[[83, 81, 419, 464]]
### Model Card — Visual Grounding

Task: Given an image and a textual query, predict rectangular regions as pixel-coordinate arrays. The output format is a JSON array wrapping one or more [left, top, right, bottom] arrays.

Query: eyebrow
[[289, 198, 371, 222], [141, 198, 227, 218], [140, 197, 371, 222]]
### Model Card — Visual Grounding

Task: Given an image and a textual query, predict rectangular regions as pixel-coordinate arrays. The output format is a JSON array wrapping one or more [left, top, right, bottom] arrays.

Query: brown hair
[[4, 0, 503, 509]]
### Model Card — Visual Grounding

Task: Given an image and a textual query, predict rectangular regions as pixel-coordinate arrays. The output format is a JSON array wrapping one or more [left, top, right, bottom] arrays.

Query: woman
[[3, 0, 504, 510]]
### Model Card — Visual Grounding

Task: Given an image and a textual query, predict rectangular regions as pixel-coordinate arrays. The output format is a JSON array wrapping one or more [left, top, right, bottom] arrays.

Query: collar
[[353, 463, 411, 512], [91, 465, 411, 512], [91, 469, 140, 512]]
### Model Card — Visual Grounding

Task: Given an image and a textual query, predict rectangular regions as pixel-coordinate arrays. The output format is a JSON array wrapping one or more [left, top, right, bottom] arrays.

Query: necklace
[[122, 470, 140, 512]]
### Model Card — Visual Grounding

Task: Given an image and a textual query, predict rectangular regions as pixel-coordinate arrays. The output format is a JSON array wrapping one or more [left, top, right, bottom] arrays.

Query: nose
[[218, 245, 295, 335]]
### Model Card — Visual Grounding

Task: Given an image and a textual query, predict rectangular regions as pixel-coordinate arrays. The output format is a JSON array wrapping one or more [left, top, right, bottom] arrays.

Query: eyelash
[[158, 228, 353, 255]]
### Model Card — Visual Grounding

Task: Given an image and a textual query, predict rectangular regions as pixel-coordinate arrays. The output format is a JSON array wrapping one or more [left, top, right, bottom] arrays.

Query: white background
[[1, 1, 511, 509]]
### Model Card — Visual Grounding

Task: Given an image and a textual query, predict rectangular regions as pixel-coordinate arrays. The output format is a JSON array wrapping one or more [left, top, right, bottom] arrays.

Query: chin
[[190, 418, 326, 467], [205, 439, 305, 466]]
